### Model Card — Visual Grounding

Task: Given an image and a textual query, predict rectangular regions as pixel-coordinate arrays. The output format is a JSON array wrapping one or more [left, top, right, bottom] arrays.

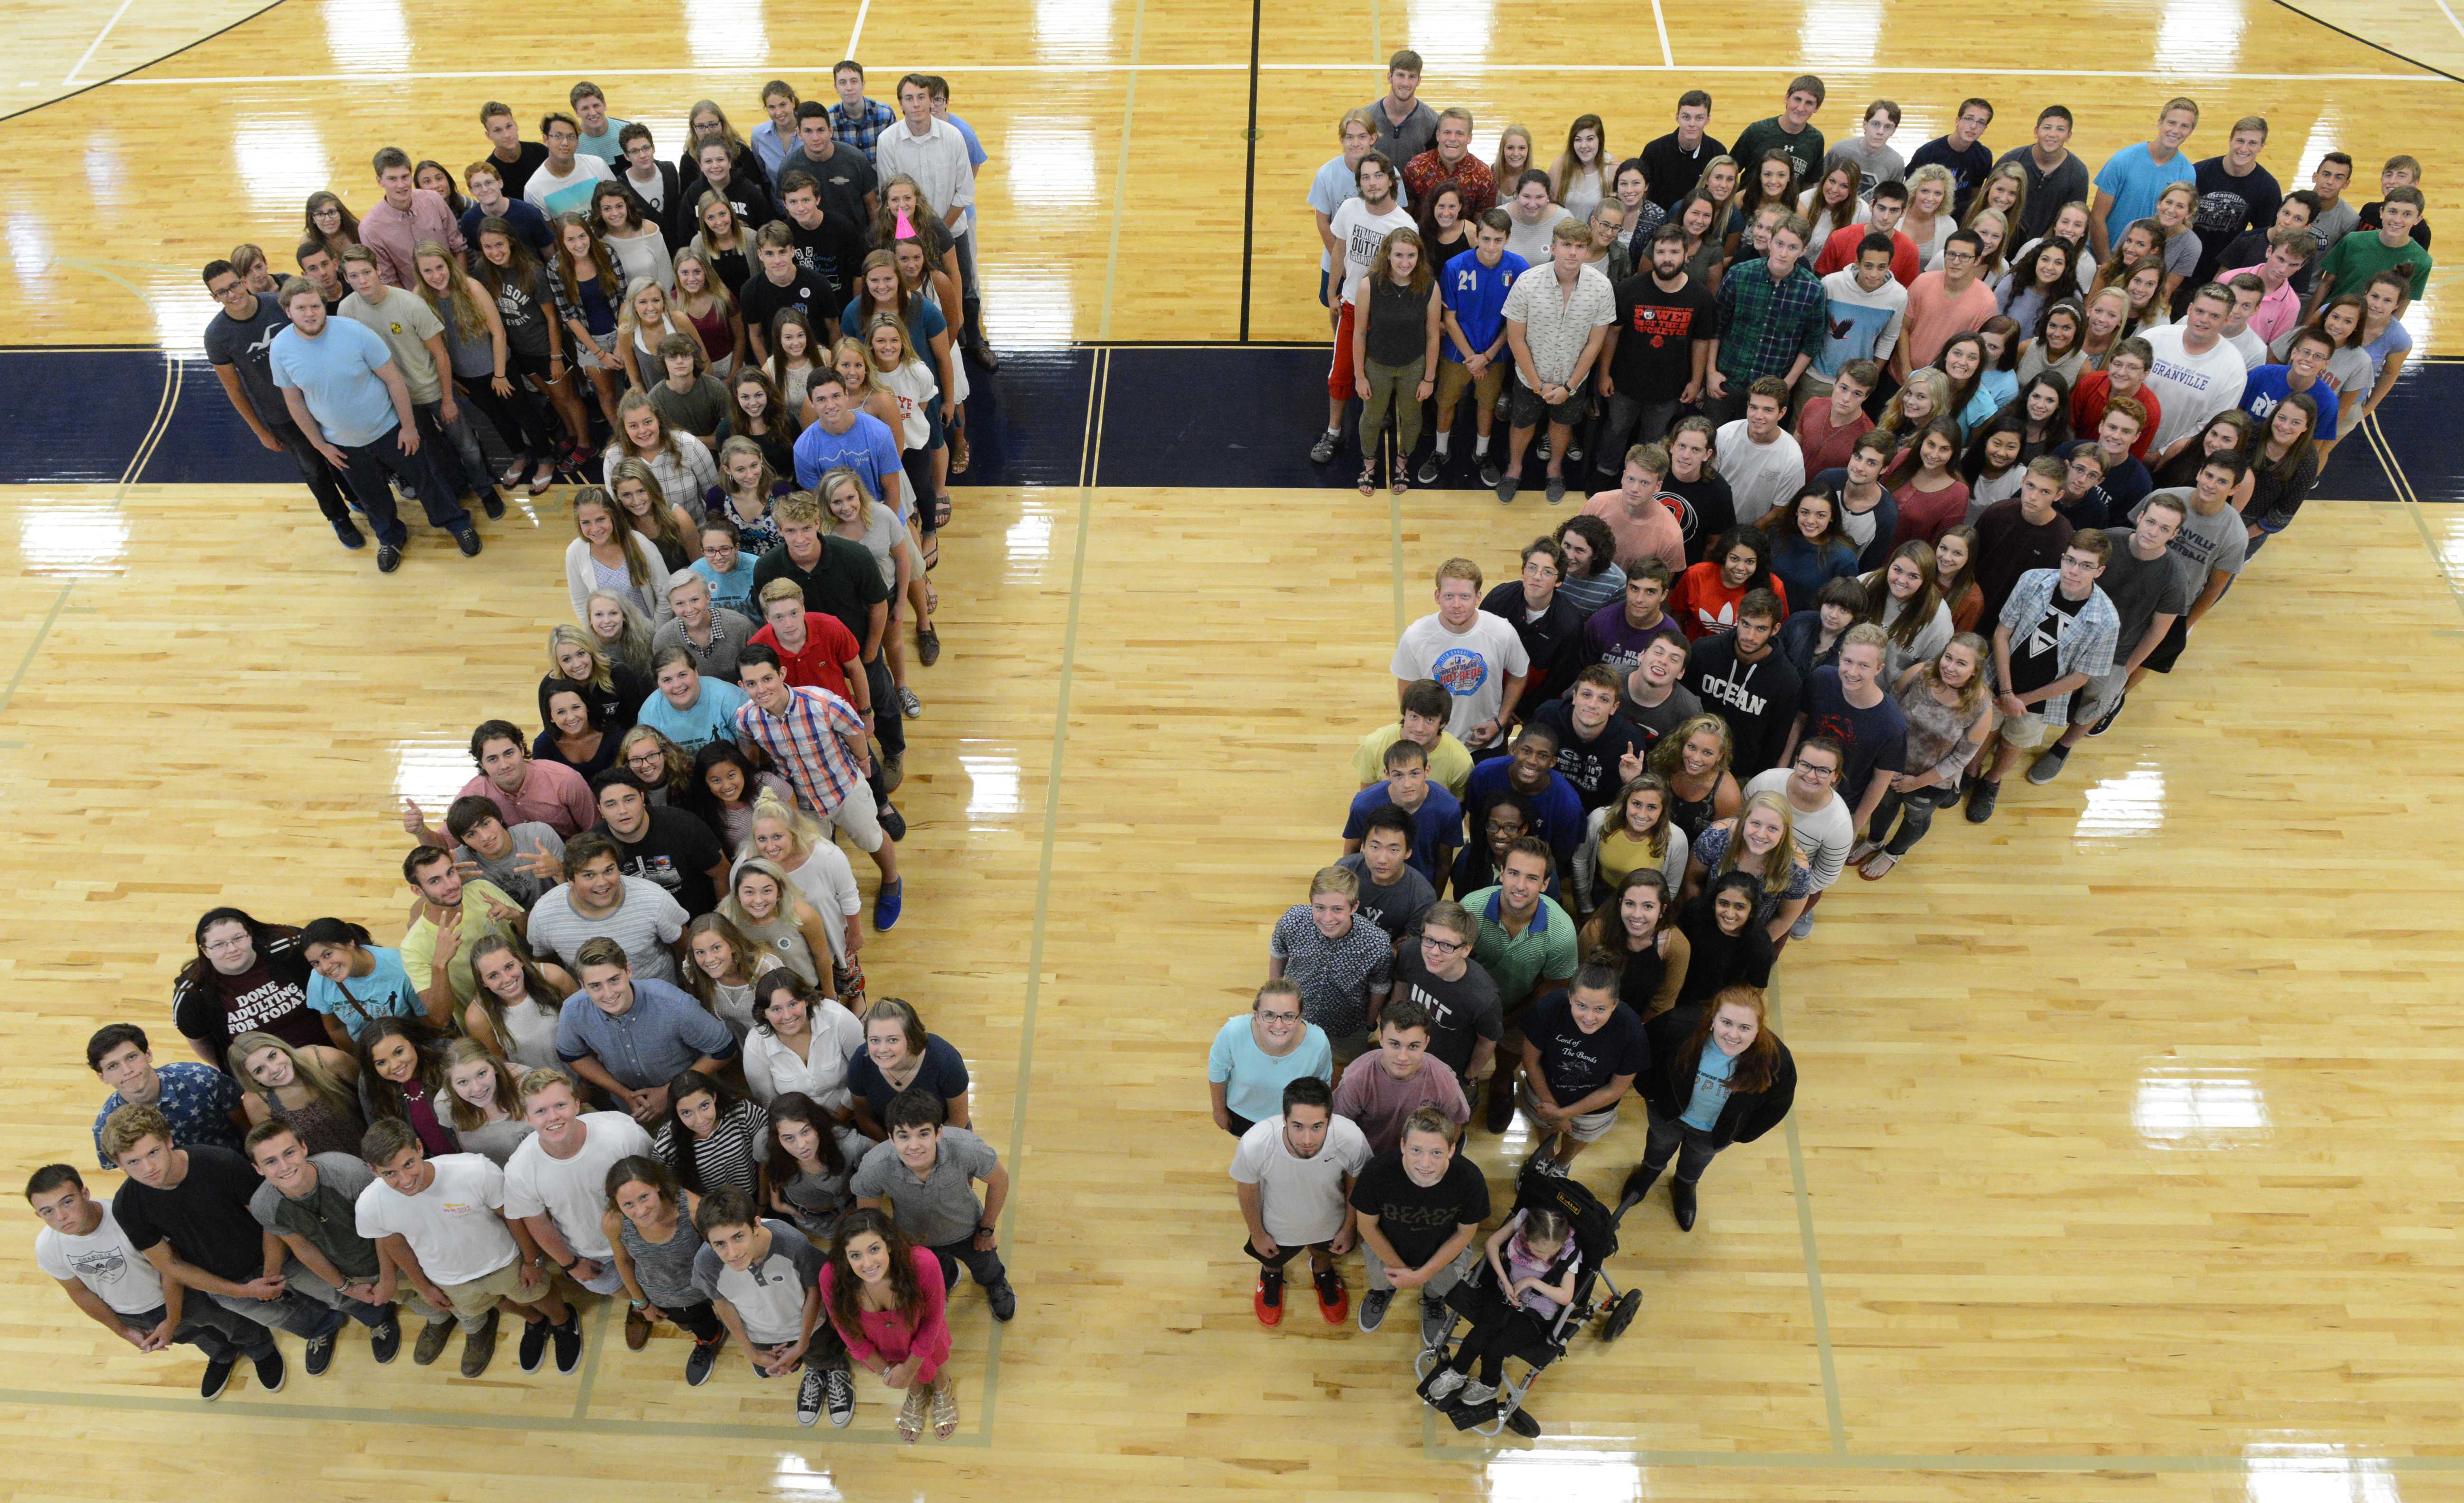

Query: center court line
[[1651, 0, 1675, 67], [844, 0, 872, 57], [107, 62, 2441, 85]]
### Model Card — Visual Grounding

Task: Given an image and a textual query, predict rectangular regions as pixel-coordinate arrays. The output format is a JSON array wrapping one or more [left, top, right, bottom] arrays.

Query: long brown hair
[[1674, 984, 1782, 1094], [549, 211, 623, 310], [763, 1091, 850, 1196], [821, 1206, 927, 1336], [465, 934, 566, 1049], [1369, 226, 1434, 297], [1860, 539, 1945, 650], [1578, 868, 1674, 957]]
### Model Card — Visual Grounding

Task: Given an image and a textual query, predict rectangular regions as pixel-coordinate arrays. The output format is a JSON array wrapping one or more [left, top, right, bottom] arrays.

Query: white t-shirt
[[741, 998, 866, 1110], [1230, 1114, 1371, 1245], [1713, 421, 1808, 527], [2138, 325, 2250, 455], [522, 154, 616, 220], [35, 1201, 166, 1316], [1329, 198, 1417, 307], [353, 1152, 520, 1286], [1742, 769, 1855, 891], [501, 1112, 655, 1260], [2223, 325, 2269, 370], [1390, 612, 1532, 742]]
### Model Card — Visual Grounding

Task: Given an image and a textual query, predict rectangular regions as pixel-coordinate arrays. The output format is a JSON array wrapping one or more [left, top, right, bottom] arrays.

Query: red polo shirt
[[750, 613, 863, 703]]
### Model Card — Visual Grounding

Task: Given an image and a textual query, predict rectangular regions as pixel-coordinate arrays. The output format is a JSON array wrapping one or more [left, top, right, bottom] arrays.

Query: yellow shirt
[[1352, 724, 1474, 799], [399, 878, 518, 1006], [1596, 828, 1665, 889]]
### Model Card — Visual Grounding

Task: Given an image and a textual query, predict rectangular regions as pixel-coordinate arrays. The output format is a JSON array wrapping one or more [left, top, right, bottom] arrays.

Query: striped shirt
[[829, 98, 898, 159], [654, 1097, 772, 1200], [735, 685, 867, 814], [1713, 257, 1830, 384]]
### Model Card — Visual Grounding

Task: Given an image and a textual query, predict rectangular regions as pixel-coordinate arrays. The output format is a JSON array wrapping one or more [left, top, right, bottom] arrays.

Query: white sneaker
[[1424, 1368, 1467, 1404], [1460, 1378, 1497, 1407]]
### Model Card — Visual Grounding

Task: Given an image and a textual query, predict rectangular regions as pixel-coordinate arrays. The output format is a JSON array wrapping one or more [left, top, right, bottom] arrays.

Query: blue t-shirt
[[1440, 248, 1529, 363], [1797, 665, 1910, 804], [690, 556, 759, 617], [791, 409, 905, 502], [460, 196, 554, 257], [2093, 143, 2194, 249], [1343, 782, 1464, 886], [2237, 364, 2340, 441], [636, 676, 751, 753], [269, 319, 400, 448], [93, 1063, 246, 1168], [1206, 1014, 1335, 1123], [846, 1034, 971, 1123], [575, 119, 633, 162], [1462, 758, 1587, 873], [303, 946, 426, 1039], [1680, 1041, 1739, 1130]]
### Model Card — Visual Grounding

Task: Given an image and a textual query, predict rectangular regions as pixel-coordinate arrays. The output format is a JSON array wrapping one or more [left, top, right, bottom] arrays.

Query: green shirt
[[400, 878, 518, 1007], [2316, 228, 2432, 301], [1462, 886, 1580, 1013], [1730, 116, 1827, 187]]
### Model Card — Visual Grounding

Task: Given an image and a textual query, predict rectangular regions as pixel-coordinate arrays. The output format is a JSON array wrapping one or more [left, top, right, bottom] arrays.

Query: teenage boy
[[2221, 231, 2317, 347], [1730, 75, 1829, 185], [1814, 179, 1918, 284], [567, 82, 630, 160], [852, 1089, 1018, 1318], [615, 123, 684, 241], [269, 276, 447, 573], [557, 940, 738, 1119], [353, 1118, 571, 1378], [88, 1024, 245, 1168], [1909, 97, 1996, 214], [789, 372, 903, 509], [2140, 285, 2250, 460], [458, 158, 553, 256], [1685, 589, 1801, 776], [1896, 228, 1997, 378], [400, 845, 523, 1015], [1707, 218, 1825, 429], [1350, 1108, 1489, 1342], [653, 571, 760, 682], [1994, 105, 2089, 243], [1338, 804, 1440, 944], [735, 647, 903, 926], [1333, 1000, 1472, 1156], [1393, 558, 1531, 750], [775, 102, 878, 228], [1713, 377, 1806, 525], [637, 649, 752, 757], [502, 1071, 653, 1307], [751, 580, 867, 703], [294, 243, 348, 313], [2188, 116, 2284, 288], [2304, 152, 2361, 253], [2356, 155, 2433, 247], [752, 496, 904, 797], [1619, 632, 1708, 761], [2091, 96, 2201, 260], [1231, 1076, 1368, 1326], [1519, 963, 1648, 1173], [2046, 495, 2191, 754], [1832, 99, 1907, 195], [1642, 91, 1726, 211], [1309, 110, 1381, 310], [1482, 537, 1586, 708], [478, 100, 549, 200], [1582, 444, 1690, 573], [1499, 221, 1616, 504], [1268, 866, 1395, 1062], [28, 1162, 275, 1401], [442, 798, 566, 907], [1387, 901, 1503, 1091], [2309, 186, 2432, 315], [1404, 107, 1497, 219], [1530, 665, 1648, 811], [522, 111, 615, 218], [1342, 740, 1460, 889], [1353, 678, 1476, 797], [1664, 418, 1738, 560], [1975, 457, 2083, 624], [774, 173, 869, 320], [876, 74, 979, 338], [690, 1187, 853, 1426], [2123, 457, 2250, 685], [1965, 529, 2119, 821], [408, 720, 595, 844], [1782, 625, 1906, 835], [820, 60, 893, 158], [201, 259, 358, 544], [244, 1122, 430, 1364], [1583, 559, 1686, 675], [2239, 328, 2346, 441], [2069, 338, 2163, 463], [1465, 724, 1587, 869], [739, 223, 830, 362], [2058, 396, 2155, 524], [337, 247, 501, 531], [1810, 241, 1905, 414], [523, 835, 690, 983], [1592, 224, 1716, 471], [1797, 359, 1881, 477], [1366, 50, 1438, 166], [2219, 192, 2323, 297], [1464, 838, 1581, 1129], [1428, 211, 1526, 486], [2052, 443, 2113, 529], [359, 147, 466, 288]]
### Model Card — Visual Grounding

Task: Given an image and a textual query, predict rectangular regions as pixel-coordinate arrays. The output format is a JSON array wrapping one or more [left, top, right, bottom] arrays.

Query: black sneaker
[[685, 1335, 723, 1386], [453, 526, 484, 557], [332, 519, 366, 549], [1965, 778, 2001, 823], [1478, 457, 1502, 488], [304, 1327, 338, 1377], [517, 1316, 550, 1373], [1358, 1288, 1393, 1333], [824, 1368, 855, 1427], [1545, 476, 1567, 504], [2088, 692, 2126, 737], [1495, 474, 1519, 505], [796, 1366, 827, 1427], [480, 492, 506, 520], [200, 1355, 237, 1401], [2026, 744, 2072, 785], [1308, 431, 1339, 464], [1414, 453, 1441, 486], [987, 1277, 1017, 1322], [1535, 438, 1551, 462], [1566, 441, 1585, 466], [376, 543, 403, 573], [550, 1310, 583, 1374], [880, 801, 908, 841], [369, 1315, 401, 1365], [251, 1348, 286, 1394]]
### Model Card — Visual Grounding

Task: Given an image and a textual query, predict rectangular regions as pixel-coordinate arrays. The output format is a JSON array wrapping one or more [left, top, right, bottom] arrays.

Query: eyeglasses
[[1256, 1010, 1301, 1023], [1792, 761, 1838, 778], [1421, 934, 1468, 954], [203, 936, 251, 953], [1940, 250, 1977, 264]]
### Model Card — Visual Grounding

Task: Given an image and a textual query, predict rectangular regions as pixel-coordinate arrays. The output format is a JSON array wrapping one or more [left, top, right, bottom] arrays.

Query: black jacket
[[1480, 583, 1585, 712], [1637, 1002, 1796, 1149]]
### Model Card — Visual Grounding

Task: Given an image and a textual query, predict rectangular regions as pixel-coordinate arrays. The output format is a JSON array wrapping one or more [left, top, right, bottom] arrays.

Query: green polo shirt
[[1462, 886, 1579, 1013], [2316, 228, 2432, 302]]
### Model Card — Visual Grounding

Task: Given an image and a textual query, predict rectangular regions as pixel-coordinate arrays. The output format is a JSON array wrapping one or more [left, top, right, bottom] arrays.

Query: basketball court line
[[99, 63, 2448, 86]]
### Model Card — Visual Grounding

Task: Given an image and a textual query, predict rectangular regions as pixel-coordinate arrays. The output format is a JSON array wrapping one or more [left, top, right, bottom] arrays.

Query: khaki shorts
[[1434, 357, 1507, 419], [439, 1257, 531, 1326], [1999, 712, 2062, 752], [818, 773, 886, 853], [1520, 1082, 1621, 1142]]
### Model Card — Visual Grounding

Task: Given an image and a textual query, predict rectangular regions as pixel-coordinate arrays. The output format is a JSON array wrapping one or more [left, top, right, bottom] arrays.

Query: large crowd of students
[[22, 51, 2440, 1447]]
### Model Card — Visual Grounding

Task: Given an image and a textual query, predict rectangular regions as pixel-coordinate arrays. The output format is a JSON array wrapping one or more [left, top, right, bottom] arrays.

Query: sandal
[[920, 537, 940, 573], [1392, 456, 1409, 495], [930, 1375, 958, 1439], [932, 493, 953, 529], [949, 433, 970, 474], [897, 1383, 929, 1443], [1858, 851, 1898, 880], [1358, 461, 1376, 496]]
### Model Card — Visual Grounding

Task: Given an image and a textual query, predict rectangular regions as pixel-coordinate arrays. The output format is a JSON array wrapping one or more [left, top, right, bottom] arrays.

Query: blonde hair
[[742, 788, 825, 869], [409, 238, 490, 339], [815, 465, 873, 531], [227, 1032, 359, 1120], [546, 623, 615, 694], [1719, 790, 1803, 900], [719, 856, 806, 933], [670, 246, 734, 311], [586, 587, 657, 672]]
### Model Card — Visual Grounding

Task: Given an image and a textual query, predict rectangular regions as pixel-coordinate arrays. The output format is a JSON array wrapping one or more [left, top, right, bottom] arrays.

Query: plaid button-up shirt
[[1714, 256, 1829, 383], [735, 686, 867, 815], [829, 98, 898, 160]]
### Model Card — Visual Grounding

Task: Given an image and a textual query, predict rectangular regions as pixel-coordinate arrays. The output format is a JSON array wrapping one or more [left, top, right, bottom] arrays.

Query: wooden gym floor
[[2, 2, 2464, 1500]]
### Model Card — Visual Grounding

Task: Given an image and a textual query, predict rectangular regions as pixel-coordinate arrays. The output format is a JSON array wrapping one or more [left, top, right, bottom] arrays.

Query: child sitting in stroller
[[1421, 1206, 1580, 1413]]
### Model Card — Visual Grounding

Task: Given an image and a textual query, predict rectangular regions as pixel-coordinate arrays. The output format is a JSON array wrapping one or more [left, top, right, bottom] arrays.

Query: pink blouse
[[821, 1246, 950, 1370]]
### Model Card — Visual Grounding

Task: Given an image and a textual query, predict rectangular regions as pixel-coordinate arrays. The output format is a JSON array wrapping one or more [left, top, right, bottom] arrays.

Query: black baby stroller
[[1413, 1160, 1642, 1438]]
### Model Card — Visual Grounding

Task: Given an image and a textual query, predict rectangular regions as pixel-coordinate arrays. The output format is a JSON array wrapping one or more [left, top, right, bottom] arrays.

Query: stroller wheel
[[1602, 1289, 1642, 1342]]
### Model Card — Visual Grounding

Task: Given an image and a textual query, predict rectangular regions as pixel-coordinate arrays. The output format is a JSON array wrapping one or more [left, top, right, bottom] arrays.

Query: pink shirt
[[822, 1246, 951, 1376], [1900, 272, 1999, 371], [457, 759, 596, 839], [2221, 264, 2303, 347], [1578, 492, 1687, 576], [1331, 1051, 1471, 1156], [359, 188, 469, 288]]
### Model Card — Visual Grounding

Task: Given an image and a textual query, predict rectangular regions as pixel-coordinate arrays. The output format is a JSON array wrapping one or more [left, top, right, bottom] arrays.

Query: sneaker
[[2027, 744, 2072, 784], [1483, 1075, 1517, 1132], [1965, 778, 2002, 823], [200, 1355, 237, 1401], [304, 1328, 338, 1377], [1535, 1153, 1571, 1178], [685, 1335, 723, 1386], [376, 543, 403, 573], [1313, 1266, 1348, 1325], [1358, 1288, 1393, 1333], [517, 1316, 549, 1374], [1477, 457, 1502, 488], [2088, 692, 2126, 737], [796, 1366, 827, 1427], [898, 686, 923, 719], [1308, 431, 1339, 464], [824, 1368, 855, 1428], [479, 491, 506, 520], [1419, 1296, 1451, 1348], [461, 1310, 500, 1377], [251, 1348, 286, 1394], [369, 1314, 401, 1365], [453, 526, 484, 557], [986, 1277, 1017, 1322], [332, 518, 366, 549], [1787, 909, 1815, 940], [1566, 440, 1585, 466], [874, 878, 903, 929], [879, 802, 908, 842], [1458, 1378, 1497, 1408], [1253, 1271, 1284, 1327], [1544, 476, 1567, 504], [1495, 474, 1519, 505], [1424, 1368, 1468, 1405], [1535, 439, 1551, 462], [1415, 453, 1441, 486], [412, 1317, 456, 1366], [916, 626, 941, 667], [550, 1310, 583, 1374]]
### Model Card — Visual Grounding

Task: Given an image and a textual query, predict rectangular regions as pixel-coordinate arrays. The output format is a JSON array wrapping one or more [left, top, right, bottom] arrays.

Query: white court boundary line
[[1651, 0, 1675, 67], [61, 0, 139, 86]]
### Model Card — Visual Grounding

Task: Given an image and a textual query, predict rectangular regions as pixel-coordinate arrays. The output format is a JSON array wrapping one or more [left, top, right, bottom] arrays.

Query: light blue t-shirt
[[1679, 1042, 1739, 1131], [1959, 369, 2019, 437], [689, 556, 758, 617], [304, 946, 425, 1039], [635, 675, 750, 753], [576, 118, 633, 162], [1307, 154, 1411, 271], [268, 319, 400, 448], [2093, 143, 2194, 249], [1207, 1014, 1334, 1124]]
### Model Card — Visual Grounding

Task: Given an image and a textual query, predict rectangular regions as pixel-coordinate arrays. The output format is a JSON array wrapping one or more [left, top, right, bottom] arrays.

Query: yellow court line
[[2362, 415, 2464, 620]]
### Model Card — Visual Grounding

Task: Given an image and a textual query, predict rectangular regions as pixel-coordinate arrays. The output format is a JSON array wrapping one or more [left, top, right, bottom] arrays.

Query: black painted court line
[[1237, 0, 1264, 341]]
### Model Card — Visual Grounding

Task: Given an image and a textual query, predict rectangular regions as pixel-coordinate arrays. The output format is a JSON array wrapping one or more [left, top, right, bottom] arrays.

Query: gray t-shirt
[[249, 1152, 382, 1280], [2129, 490, 2247, 599], [1619, 680, 1706, 752], [1829, 140, 1907, 197], [1335, 853, 1437, 945], [454, 821, 567, 907], [525, 876, 688, 984], [690, 1217, 825, 1344], [2096, 528, 2197, 650], [850, 1127, 998, 1248], [203, 296, 294, 428], [1387, 945, 1504, 1080]]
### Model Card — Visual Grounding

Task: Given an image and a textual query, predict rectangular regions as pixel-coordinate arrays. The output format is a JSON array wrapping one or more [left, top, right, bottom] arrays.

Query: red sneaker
[[1314, 1267, 1348, 1325], [1254, 1273, 1284, 1327]]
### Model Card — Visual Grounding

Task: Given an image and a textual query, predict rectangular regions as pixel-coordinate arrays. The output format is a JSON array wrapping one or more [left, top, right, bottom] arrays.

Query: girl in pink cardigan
[[819, 1208, 954, 1441]]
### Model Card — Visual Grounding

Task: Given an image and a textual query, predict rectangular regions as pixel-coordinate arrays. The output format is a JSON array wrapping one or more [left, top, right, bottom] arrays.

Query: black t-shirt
[[1530, 698, 1645, 810], [486, 265, 557, 359], [171, 928, 324, 1062], [846, 1034, 970, 1123], [1910, 137, 1994, 217], [773, 148, 876, 232], [692, 173, 777, 233], [539, 662, 651, 739], [753, 538, 891, 656], [203, 297, 293, 428], [1479, 583, 1584, 707], [1608, 274, 1717, 401], [2191, 158, 2284, 255], [2008, 584, 2087, 701], [113, 1145, 268, 1283], [1524, 992, 1651, 1101], [600, 806, 725, 915], [1348, 1152, 1491, 1268], [490, 141, 552, 202], [1662, 471, 1737, 566], [1641, 131, 1727, 210], [1684, 632, 1802, 778], [1389, 945, 1505, 1079], [783, 213, 871, 315], [738, 269, 827, 344]]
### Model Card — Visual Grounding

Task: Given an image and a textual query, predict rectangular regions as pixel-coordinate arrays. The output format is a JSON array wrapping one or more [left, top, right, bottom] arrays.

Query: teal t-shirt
[[1680, 1043, 1739, 1130], [1207, 1015, 1333, 1123]]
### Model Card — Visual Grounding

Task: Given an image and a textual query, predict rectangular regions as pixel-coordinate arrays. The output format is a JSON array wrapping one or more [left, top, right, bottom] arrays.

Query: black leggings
[[1868, 782, 1960, 856], [456, 372, 561, 464], [655, 1297, 725, 1342], [1445, 1293, 1552, 1385]]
